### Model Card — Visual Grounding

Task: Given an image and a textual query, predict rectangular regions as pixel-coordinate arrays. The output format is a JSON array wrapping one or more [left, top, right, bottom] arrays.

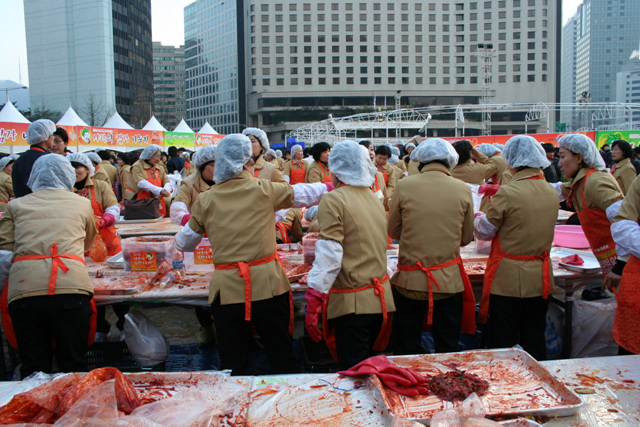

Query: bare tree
[[82, 94, 108, 126], [22, 100, 62, 122]]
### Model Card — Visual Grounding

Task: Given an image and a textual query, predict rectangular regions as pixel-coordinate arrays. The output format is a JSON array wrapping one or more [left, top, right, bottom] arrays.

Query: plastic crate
[[85, 341, 165, 372], [299, 336, 340, 373]]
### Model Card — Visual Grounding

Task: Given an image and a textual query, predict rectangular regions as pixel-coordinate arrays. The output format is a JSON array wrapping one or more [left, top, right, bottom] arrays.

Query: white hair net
[[493, 143, 504, 152], [242, 127, 269, 152], [214, 134, 252, 184], [558, 133, 606, 170], [410, 138, 459, 169], [502, 135, 550, 169], [388, 155, 399, 165], [26, 119, 56, 145], [267, 149, 277, 158], [291, 144, 303, 159], [67, 152, 95, 177], [477, 143, 500, 157], [27, 154, 75, 192], [276, 150, 282, 158], [405, 142, 416, 150], [384, 142, 393, 148], [194, 145, 217, 169], [395, 139, 404, 146], [0, 155, 18, 171], [390, 147, 401, 157], [140, 144, 162, 161], [329, 140, 376, 187], [304, 205, 318, 222], [182, 152, 191, 161], [85, 152, 102, 164]]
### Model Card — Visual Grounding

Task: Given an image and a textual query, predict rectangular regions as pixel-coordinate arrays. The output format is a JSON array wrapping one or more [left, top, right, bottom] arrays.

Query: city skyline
[[2, 0, 584, 87]]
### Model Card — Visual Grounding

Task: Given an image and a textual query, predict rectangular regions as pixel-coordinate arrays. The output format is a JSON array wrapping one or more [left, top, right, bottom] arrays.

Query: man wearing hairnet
[[12, 119, 57, 198], [474, 135, 559, 360], [305, 140, 395, 369], [125, 144, 173, 217], [0, 155, 18, 212], [174, 134, 331, 375], [283, 144, 309, 184], [242, 128, 286, 183], [0, 155, 98, 378], [387, 139, 475, 355]]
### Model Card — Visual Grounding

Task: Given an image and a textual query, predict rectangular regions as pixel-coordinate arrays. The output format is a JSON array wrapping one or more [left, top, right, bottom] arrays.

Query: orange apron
[[378, 166, 389, 186], [276, 222, 292, 244], [318, 163, 332, 183], [613, 254, 640, 354], [131, 168, 167, 217], [321, 273, 392, 361], [89, 186, 121, 256], [290, 161, 306, 185], [214, 250, 294, 335], [371, 174, 384, 200], [574, 169, 618, 276], [0, 244, 97, 349], [398, 255, 476, 334]]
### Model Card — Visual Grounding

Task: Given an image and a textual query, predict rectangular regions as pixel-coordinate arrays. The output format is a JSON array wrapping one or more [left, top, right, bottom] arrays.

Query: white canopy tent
[[0, 101, 30, 124], [173, 119, 194, 133], [198, 122, 217, 134], [142, 116, 167, 131], [57, 106, 88, 127], [103, 111, 133, 130]]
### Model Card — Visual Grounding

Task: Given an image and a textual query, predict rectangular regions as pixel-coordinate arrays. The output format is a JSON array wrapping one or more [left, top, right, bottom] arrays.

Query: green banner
[[595, 130, 640, 149], [164, 131, 195, 148]]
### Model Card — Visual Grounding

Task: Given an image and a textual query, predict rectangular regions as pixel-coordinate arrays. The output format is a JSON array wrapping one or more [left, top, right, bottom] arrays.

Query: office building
[[616, 57, 640, 125], [153, 43, 187, 129], [561, 0, 640, 130], [185, 0, 560, 141]]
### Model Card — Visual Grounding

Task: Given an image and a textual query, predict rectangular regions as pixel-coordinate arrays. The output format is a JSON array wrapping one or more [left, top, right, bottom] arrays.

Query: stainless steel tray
[[107, 252, 124, 269], [117, 216, 164, 224], [371, 348, 583, 424], [551, 247, 602, 275]]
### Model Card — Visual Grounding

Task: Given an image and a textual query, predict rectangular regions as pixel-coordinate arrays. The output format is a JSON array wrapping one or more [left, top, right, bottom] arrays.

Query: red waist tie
[[13, 244, 86, 295]]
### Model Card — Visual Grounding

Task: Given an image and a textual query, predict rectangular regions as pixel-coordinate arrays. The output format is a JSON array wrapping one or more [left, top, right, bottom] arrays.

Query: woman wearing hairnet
[[242, 128, 286, 183], [86, 152, 112, 187], [275, 150, 285, 170], [306, 142, 332, 183], [0, 155, 18, 212], [182, 152, 195, 177], [476, 143, 509, 184], [265, 149, 278, 165], [115, 152, 133, 202], [610, 175, 640, 355], [554, 134, 624, 289], [389, 146, 407, 176], [451, 140, 498, 185], [387, 139, 475, 355], [474, 135, 559, 360], [125, 144, 173, 217], [0, 155, 98, 378], [12, 119, 56, 198], [305, 140, 395, 369], [171, 145, 217, 226], [174, 134, 331, 375], [610, 140, 636, 196], [283, 144, 309, 184]]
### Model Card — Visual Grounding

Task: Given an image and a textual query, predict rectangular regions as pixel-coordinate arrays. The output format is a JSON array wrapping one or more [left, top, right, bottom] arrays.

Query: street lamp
[[1, 86, 27, 104]]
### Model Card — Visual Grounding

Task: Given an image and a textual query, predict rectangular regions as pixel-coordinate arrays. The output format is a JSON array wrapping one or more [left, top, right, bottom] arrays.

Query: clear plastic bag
[[571, 297, 618, 358], [124, 310, 170, 368], [431, 393, 486, 427]]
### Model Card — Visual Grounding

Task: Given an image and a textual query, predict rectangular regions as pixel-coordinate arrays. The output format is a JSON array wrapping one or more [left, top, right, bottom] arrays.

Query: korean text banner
[[195, 133, 225, 147], [0, 122, 29, 145], [165, 131, 195, 148], [443, 131, 596, 147], [76, 127, 160, 147]]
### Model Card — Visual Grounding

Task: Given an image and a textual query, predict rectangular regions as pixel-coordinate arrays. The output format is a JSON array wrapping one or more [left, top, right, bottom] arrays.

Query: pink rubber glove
[[98, 213, 116, 229], [324, 182, 335, 192], [181, 214, 191, 226], [305, 288, 326, 343], [474, 212, 486, 218]]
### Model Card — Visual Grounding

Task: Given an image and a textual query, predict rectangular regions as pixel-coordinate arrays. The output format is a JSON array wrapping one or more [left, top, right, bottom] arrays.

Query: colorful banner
[[595, 130, 640, 149], [0, 122, 28, 145], [443, 131, 597, 147], [165, 131, 195, 148], [195, 133, 225, 147]]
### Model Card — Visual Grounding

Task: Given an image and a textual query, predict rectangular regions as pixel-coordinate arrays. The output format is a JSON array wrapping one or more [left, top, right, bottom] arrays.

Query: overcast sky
[[0, 0, 584, 87]]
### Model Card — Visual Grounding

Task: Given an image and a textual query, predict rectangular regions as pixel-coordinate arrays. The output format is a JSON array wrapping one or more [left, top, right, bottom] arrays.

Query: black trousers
[[487, 294, 548, 360], [195, 306, 214, 327], [333, 312, 384, 370], [390, 288, 463, 355], [9, 294, 92, 378], [211, 292, 297, 376], [96, 303, 130, 333]]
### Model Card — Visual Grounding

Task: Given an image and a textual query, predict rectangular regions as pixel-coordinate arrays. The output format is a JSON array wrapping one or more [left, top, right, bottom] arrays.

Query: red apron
[[214, 250, 294, 335], [479, 233, 551, 323], [0, 244, 97, 349], [613, 255, 640, 354], [276, 222, 292, 244], [378, 166, 389, 186], [89, 186, 122, 256], [318, 163, 332, 183], [132, 168, 167, 217], [574, 169, 618, 276], [290, 161, 306, 185], [398, 255, 476, 334], [321, 274, 392, 361], [371, 174, 384, 200]]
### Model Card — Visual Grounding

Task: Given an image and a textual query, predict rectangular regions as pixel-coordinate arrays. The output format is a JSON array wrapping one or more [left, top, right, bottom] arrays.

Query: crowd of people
[[0, 118, 638, 379]]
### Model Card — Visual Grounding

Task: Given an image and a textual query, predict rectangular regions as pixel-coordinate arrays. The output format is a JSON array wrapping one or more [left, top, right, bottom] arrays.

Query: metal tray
[[371, 348, 584, 424], [551, 247, 602, 275], [107, 252, 124, 269], [117, 216, 164, 224]]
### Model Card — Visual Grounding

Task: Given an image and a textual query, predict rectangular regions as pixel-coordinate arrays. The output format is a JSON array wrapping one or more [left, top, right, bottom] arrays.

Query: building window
[[527, 75, 535, 82], [262, 79, 270, 85], [333, 77, 340, 84], [360, 77, 368, 84], [513, 75, 520, 82], [304, 78, 312, 84], [388, 77, 396, 84]]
